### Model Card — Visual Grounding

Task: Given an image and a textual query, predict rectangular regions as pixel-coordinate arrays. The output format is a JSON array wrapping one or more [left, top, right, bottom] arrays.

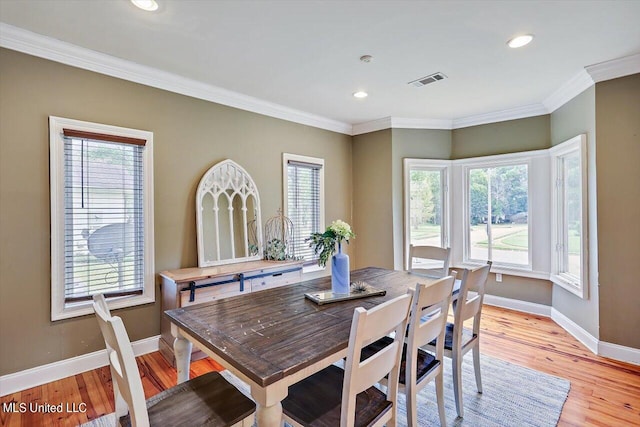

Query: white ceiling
[[1, 0, 639, 132]]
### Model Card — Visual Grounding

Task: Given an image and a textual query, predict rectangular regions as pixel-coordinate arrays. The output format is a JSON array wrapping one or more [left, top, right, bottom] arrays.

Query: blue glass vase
[[331, 241, 350, 294]]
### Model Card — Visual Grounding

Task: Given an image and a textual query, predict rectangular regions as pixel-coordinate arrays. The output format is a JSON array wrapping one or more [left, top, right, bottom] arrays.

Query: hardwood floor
[[1, 305, 639, 426]]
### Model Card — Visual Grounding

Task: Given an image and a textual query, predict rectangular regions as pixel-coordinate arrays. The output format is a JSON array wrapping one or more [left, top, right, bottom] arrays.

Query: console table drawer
[[250, 270, 301, 292], [179, 281, 246, 307]]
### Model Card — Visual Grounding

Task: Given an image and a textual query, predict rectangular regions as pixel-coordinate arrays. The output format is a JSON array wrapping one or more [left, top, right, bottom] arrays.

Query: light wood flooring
[[1, 305, 639, 426]]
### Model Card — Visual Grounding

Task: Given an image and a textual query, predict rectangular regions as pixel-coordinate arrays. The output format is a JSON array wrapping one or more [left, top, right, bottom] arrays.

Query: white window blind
[[286, 159, 323, 265], [62, 131, 145, 302]]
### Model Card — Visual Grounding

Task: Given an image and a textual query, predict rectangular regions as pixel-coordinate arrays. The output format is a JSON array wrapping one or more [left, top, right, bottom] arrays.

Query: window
[[403, 159, 450, 268], [466, 162, 530, 267], [550, 134, 588, 298], [50, 117, 154, 320], [283, 153, 324, 269]]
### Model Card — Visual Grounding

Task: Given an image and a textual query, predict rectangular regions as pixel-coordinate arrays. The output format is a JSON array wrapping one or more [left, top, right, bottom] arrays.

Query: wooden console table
[[159, 259, 303, 364]]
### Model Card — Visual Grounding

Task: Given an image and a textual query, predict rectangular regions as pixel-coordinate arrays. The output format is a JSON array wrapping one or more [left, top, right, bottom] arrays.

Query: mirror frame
[[196, 159, 263, 267]]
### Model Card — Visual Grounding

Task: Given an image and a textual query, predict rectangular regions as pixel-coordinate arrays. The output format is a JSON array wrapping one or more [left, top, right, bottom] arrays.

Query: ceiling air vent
[[408, 72, 447, 87]]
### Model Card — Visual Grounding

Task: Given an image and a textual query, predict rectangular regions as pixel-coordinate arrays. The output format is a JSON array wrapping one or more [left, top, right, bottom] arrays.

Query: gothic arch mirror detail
[[196, 159, 263, 267]]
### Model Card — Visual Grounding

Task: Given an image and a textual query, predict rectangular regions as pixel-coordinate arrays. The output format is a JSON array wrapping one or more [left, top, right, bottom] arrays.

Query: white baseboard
[[0, 335, 160, 396], [550, 308, 599, 354], [482, 294, 600, 352], [484, 295, 639, 365], [483, 294, 552, 317], [598, 341, 640, 365]]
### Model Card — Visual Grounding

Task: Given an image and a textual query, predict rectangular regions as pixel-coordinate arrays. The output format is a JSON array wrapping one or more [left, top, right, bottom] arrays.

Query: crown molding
[[0, 23, 352, 135], [352, 116, 454, 135], [390, 117, 453, 130], [543, 69, 594, 113], [352, 56, 640, 133], [586, 53, 640, 83], [543, 53, 640, 112], [2, 23, 637, 136], [452, 103, 549, 129], [352, 117, 393, 135]]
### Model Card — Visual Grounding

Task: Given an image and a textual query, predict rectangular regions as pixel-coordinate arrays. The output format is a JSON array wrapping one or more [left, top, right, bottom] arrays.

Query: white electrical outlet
[[496, 273, 503, 282]]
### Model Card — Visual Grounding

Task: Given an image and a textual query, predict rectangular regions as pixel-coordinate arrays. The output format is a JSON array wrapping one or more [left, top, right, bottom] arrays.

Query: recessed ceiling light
[[353, 91, 368, 99], [507, 34, 534, 48], [131, 0, 159, 11]]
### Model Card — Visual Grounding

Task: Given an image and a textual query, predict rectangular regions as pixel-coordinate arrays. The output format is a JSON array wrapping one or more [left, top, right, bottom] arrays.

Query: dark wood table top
[[164, 267, 434, 388]]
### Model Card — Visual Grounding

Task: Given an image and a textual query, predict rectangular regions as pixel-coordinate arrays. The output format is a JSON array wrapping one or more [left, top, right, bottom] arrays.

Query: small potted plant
[[307, 220, 355, 294]]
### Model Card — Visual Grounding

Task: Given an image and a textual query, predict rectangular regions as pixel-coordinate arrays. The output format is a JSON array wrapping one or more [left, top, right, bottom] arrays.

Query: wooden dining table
[[164, 266, 441, 427]]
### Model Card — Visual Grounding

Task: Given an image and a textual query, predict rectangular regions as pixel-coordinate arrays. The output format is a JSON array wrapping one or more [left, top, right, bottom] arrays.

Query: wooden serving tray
[[305, 283, 386, 305]]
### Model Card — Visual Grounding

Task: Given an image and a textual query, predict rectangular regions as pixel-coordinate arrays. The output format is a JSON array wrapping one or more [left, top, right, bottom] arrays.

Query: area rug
[[83, 353, 570, 427], [222, 352, 570, 427], [394, 353, 570, 426]]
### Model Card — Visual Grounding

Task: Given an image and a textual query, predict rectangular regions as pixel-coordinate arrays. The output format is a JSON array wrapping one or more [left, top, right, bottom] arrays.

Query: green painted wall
[[595, 74, 640, 348], [550, 87, 599, 338], [0, 48, 352, 375], [452, 115, 551, 159], [551, 87, 595, 147], [351, 129, 393, 269]]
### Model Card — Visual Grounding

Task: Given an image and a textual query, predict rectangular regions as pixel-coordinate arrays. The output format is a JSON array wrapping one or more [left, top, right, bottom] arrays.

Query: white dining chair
[[408, 244, 451, 278], [281, 293, 412, 427], [91, 294, 255, 427], [423, 262, 491, 418], [361, 275, 455, 426]]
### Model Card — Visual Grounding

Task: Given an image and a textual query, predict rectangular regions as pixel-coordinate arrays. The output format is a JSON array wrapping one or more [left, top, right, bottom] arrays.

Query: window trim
[[403, 158, 451, 270], [49, 116, 155, 320], [450, 149, 551, 279], [549, 134, 589, 298], [461, 156, 533, 270], [282, 153, 325, 273]]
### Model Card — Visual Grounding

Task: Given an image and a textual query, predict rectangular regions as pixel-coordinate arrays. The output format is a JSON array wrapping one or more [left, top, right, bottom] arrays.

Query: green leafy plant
[[264, 238, 287, 261], [306, 220, 355, 267]]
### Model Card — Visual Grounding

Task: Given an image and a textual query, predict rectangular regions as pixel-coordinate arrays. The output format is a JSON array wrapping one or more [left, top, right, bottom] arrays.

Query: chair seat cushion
[[428, 322, 477, 350], [282, 365, 391, 427], [119, 371, 255, 427], [362, 336, 440, 385]]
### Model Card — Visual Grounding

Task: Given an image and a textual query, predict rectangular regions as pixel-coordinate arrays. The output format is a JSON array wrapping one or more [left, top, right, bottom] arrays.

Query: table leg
[[251, 383, 287, 427], [173, 335, 192, 384], [255, 402, 283, 427]]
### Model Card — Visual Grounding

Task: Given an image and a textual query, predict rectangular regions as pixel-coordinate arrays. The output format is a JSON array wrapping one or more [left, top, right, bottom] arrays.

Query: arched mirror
[[196, 160, 263, 267]]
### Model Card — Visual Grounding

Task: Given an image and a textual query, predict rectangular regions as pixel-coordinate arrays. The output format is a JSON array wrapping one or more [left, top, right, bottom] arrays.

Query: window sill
[[453, 262, 550, 281], [550, 274, 587, 299], [52, 293, 155, 321]]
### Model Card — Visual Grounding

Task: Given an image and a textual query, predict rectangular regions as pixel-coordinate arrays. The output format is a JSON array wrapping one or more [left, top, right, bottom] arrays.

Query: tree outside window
[[468, 164, 529, 266], [409, 168, 443, 247]]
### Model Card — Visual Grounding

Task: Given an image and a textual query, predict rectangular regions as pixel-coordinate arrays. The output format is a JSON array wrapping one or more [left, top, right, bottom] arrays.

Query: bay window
[[407, 149, 552, 279]]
